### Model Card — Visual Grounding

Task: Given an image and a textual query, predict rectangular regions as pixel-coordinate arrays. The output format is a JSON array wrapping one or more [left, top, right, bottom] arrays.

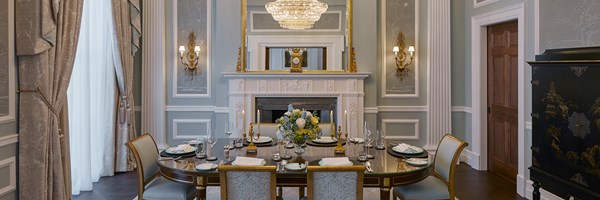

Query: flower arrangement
[[275, 104, 321, 144]]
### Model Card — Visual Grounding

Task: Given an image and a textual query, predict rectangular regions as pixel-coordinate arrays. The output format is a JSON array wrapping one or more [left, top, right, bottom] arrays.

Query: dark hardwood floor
[[73, 163, 527, 200]]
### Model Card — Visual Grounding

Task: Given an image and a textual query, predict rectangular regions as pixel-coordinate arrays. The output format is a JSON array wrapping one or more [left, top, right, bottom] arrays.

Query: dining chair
[[392, 134, 468, 200], [218, 165, 278, 200], [305, 165, 366, 200], [127, 133, 196, 200]]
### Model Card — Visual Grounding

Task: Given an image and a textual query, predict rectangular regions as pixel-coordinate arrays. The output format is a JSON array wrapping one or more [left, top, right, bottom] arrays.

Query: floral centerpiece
[[275, 104, 321, 145]]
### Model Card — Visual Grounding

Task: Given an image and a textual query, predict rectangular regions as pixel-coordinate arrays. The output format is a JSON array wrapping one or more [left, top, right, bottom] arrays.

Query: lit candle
[[257, 109, 261, 134]]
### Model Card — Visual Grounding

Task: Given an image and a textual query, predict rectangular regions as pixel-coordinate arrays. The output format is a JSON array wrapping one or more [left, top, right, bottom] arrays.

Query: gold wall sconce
[[178, 33, 204, 78], [392, 32, 415, 79]]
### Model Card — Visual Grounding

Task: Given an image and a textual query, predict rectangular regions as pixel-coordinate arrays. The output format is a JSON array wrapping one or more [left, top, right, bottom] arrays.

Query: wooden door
[[487, 20, 518, 184]]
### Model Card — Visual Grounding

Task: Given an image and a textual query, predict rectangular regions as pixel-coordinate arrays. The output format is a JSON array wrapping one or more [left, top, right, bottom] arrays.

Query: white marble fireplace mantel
[[223, 72, 370, 138]]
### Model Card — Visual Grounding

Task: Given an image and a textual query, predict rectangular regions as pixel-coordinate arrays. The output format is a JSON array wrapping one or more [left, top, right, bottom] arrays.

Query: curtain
[[111, 0, 141, 172], [68, 0, 118, 195], [15, 0, 83, 199]]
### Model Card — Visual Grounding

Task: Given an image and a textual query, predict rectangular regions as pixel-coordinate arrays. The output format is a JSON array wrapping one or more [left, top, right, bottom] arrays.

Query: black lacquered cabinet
[[529, 47, 600, 200]]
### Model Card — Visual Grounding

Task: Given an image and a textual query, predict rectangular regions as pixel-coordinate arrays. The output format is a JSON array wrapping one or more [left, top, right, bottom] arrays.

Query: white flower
[[284, 111, 291, 116], [306, 112, 313, 118], [296, 118, 306, 129]]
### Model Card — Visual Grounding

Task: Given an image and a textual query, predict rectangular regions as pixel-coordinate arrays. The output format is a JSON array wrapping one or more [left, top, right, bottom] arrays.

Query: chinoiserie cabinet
[[529, 47, 600, 200]]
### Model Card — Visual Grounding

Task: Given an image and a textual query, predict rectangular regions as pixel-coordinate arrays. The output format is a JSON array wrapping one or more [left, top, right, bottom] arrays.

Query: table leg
[[196, 186, 206, 200], [380, 187, 391, 200]]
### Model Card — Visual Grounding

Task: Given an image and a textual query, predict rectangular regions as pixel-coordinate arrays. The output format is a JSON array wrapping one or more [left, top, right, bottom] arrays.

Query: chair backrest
[[432, 134, 468, 198], [127, 133, 161, 199], [307, 165, 366, 200], [218, 165, 277, 200]]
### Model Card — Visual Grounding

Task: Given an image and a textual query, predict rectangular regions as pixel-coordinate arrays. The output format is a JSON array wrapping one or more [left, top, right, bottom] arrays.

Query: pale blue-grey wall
[[159, 0, 435, 147]]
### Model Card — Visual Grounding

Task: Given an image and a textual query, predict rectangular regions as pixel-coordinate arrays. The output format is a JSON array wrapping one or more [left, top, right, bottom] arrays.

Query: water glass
[[195, 140, 207, 159], [357, 144, 368, 162]]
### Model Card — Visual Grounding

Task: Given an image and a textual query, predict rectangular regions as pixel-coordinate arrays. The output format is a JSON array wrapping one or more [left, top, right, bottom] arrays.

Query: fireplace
[[223, 72, 369, 137], [255, 97, 336, 123]]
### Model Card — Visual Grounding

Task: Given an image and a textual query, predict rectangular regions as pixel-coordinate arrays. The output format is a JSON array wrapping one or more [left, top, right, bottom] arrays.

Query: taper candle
[[257, 110, 261, 133], [242, 110, 245, 134], [344, 110, 348, 133], [330, 110, 334, 136]]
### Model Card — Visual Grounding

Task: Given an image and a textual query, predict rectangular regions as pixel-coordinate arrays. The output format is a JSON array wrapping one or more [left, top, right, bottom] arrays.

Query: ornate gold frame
[[237, 0, 356, 73]]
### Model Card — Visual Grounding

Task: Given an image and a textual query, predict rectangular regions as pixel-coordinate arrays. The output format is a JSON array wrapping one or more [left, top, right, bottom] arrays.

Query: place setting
[[387, 142, 429, 159], [160, 144, 197, 159]]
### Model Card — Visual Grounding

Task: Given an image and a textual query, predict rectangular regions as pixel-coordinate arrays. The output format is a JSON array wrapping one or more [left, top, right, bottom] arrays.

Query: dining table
[[157, 139, 433, 200]]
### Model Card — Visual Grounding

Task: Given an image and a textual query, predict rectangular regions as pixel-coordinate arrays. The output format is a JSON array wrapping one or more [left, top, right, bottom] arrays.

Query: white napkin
[[395, 143, 419, 153], [233, 156, 265, 166], [320, 157, 353, 166], [176, 144, 193, 152]]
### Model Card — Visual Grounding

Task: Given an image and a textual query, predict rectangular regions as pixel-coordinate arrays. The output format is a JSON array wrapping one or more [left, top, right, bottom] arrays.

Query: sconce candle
[[179, 32, 204, 79], [392, 32, 415, 79]]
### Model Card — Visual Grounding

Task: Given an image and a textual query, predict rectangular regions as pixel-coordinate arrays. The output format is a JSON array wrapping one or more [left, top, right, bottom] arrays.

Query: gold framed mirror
[[237, 0, 355, 72]]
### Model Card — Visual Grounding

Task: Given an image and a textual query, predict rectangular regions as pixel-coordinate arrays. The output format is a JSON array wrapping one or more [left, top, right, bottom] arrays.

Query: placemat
[[242, 140, 276, 147], [386, 146, 429, 159], [160, 150, 196, 158], [306, 139, 347, 147]]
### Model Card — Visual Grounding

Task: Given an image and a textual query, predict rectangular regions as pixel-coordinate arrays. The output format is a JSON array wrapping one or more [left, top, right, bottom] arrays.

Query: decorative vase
[[292, 133, 308, 157]]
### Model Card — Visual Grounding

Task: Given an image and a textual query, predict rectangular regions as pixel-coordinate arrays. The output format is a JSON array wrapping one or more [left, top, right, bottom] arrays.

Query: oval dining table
[[157, 139, 433, 200]]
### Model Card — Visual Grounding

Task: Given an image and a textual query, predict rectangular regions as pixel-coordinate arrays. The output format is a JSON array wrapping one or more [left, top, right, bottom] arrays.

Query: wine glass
[[224, 123, 233, 149], [282, 132, 293, 160], [206, 133, 218, 161], [365, 129, 375, 159], [364, 121, 373, 148]]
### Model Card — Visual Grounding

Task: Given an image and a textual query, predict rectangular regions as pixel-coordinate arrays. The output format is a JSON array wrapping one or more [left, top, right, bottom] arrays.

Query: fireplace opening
[[255, 97, 337, 123]]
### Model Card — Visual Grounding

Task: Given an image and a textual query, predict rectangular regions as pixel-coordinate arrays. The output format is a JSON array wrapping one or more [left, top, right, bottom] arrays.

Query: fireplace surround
[[223, 72, 370, 137]]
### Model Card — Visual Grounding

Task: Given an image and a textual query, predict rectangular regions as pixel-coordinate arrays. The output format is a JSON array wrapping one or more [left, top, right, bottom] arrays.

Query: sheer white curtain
[[68, 0, 117, 195]]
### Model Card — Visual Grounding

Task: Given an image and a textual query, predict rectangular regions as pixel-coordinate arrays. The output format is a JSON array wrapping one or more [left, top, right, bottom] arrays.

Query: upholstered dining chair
[[392, 134, 468, 200], [218, 165, 278, 200], [305, 165, 366, 200], [127, 133, 196, 200]]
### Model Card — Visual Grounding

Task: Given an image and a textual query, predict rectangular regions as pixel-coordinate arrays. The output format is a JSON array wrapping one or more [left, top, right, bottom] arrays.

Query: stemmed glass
[[281, 132, 293, 160], [364, 121, 373, 148], [224, 123, 233, 150], [206, 133, 218, 161], [365, 129, 375, 159]]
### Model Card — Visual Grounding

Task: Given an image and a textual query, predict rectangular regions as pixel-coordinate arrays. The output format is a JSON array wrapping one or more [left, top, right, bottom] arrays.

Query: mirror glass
[[241, 0, 353, 72]]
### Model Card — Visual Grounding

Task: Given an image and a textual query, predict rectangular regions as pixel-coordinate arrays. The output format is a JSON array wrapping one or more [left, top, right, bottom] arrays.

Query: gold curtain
[[15, 0, 83, 199], [112, 0, 141, 172]]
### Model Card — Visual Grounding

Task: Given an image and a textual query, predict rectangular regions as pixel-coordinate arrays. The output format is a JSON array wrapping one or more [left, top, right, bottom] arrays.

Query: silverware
[[365, 161, 373, 173]]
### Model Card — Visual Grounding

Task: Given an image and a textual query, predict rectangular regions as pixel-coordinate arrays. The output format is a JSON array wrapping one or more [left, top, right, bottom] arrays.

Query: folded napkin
[[176, 144, 193, 152], [395, 143, 420, 153], [233, 156, 265, 166], [320, 157, 353, 166]]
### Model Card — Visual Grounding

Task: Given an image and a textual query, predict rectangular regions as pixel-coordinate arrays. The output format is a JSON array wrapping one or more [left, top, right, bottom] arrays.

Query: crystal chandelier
[[265, 0, 328, 30]]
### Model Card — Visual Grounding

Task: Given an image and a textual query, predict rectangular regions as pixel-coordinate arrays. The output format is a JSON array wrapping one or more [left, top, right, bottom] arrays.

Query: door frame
[[470, 3, 526, 196]]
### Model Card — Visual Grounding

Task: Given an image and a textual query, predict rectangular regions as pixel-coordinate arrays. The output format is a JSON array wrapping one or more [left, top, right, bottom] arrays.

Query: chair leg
[[278, 187, 282, 198], [298, 187, 305, 199]]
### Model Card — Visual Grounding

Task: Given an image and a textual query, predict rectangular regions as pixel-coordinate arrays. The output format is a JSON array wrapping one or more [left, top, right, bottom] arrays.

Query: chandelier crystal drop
[[265, 0, 328, 30]]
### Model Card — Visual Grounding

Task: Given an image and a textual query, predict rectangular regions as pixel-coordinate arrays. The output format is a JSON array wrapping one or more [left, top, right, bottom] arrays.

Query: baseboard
[[517, 174, 526, 197], [525, 180, 563, 200], [460, 149, 481, 170]]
